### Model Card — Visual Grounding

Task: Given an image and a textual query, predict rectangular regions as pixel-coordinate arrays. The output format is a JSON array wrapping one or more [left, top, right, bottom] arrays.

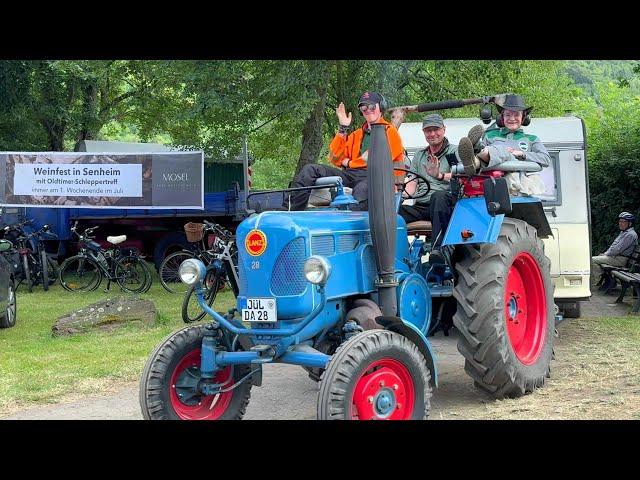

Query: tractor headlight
[[179, 259, 206, 285], [304, 255, 331, 285]]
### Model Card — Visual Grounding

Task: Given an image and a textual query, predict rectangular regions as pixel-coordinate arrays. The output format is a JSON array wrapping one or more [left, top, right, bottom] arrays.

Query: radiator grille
[[271, 237, 307, 296], [311, 235, 335, 257], [337, 234, 360, 253]]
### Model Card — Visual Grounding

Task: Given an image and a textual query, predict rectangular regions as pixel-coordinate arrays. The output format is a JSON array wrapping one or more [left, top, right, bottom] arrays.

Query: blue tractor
[[139, 96, 556, 420]]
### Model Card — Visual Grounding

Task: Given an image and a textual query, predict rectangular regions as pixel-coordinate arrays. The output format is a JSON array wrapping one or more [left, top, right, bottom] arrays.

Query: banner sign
[[0, 152, 204, 209]]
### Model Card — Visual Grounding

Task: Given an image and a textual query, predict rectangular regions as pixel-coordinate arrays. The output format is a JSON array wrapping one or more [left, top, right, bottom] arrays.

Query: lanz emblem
[[245, 229, 267, 256]]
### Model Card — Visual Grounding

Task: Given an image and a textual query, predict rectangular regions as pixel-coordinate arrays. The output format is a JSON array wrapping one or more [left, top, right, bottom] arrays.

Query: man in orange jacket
[[284, 91, 406, 211]]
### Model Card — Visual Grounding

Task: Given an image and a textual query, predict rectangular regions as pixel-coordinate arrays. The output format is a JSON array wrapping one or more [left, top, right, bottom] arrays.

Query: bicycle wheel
[[181, 268, 223, 323], [40, 250, 50, 291], [138, 258, 153, 293], [159, 251, 195, 293], [59, 255, 102, 292], [115, 255, 150, 293]]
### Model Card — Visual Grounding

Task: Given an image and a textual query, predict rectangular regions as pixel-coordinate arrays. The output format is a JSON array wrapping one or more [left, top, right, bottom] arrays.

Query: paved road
[[4, 330, 472, 420]]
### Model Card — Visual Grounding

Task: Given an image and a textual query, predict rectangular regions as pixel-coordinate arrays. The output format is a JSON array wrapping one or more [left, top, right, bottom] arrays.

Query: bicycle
[[159, 221, 231, 294], [181, 221, 239, 323], [3, 220, 59, 293], [58, 222, 152, 293]]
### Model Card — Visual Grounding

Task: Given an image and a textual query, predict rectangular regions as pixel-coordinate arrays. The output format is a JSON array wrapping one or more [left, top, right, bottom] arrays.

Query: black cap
[[358, 91, 383, 107]]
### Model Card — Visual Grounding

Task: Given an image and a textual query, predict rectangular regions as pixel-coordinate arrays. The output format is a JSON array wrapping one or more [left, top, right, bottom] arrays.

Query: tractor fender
[[375, 316, 438, 388], [509, 196, 553, 238], [443, 197, 504, 246]]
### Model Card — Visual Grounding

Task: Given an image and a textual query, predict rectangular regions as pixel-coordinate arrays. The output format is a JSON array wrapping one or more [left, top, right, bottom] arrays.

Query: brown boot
[[467, 124, 485, 154], [458, 137, 477, 175]]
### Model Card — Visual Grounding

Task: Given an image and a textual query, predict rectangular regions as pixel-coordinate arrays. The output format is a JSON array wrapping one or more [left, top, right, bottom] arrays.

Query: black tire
[[159, 251, 195, 294], [139, 325, 252, 420], [452, 218, 555, 399], [59, 255, 102, 292], [115, 256, 150, 294], [558, 301, 581, 319], [40, 250, 49, 291], [21, 255, 33, 293], [0, 281, 16, 328], [153, 231, 190, 271], [304, 300, 382, 382], [138, 259, 153, 293], [181, 269, 222, 323], [317, 330, 431, 420], [46, 257, 59, 288]]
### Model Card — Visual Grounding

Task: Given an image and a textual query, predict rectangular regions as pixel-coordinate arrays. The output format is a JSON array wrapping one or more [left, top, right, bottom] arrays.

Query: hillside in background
[[565, 60, 640, 97]]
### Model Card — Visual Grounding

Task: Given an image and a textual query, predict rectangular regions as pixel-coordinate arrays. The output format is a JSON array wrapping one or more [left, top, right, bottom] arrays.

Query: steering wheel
[[393, 167, 432, 201]]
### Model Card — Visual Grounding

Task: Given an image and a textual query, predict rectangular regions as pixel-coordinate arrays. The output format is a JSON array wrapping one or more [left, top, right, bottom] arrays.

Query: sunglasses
[[359, 104, 378, 113]]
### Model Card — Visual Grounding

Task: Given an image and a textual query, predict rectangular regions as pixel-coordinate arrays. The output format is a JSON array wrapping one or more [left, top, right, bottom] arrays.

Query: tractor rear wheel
[[317, 330, 431, 420], [139, 325, 252, 420], [453, 218, 554, 398]]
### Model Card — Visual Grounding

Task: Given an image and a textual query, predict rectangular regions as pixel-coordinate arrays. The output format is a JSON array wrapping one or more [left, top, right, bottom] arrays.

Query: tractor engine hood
[[236, 210, 409, 320]]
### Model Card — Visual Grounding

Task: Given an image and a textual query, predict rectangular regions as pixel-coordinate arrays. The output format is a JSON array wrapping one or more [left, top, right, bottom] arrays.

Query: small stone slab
[[52, 296, 157, 336]]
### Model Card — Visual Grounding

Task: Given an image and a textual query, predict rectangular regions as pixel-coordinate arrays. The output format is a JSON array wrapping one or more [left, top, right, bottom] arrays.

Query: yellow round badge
[[245, 229, 267, 256]]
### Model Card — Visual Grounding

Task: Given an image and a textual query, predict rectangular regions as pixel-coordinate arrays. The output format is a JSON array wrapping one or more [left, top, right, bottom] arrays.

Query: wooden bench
[[611, 270, 640, 314], [597, 245, 640, 294]]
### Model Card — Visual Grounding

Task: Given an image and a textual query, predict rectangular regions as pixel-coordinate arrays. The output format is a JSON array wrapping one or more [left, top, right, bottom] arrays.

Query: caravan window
[[537, 151, 561, 206]]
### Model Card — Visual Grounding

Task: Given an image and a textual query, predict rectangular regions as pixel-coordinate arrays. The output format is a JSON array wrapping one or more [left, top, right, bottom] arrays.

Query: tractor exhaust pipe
[[367, 124, 397, 317], [387, 93, 510, 115]]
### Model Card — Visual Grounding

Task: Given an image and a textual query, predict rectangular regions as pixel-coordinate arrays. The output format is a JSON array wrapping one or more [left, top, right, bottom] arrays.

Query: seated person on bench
[[399, 114, 465, 264], [591, 212, 638, 286], [458, 94, 550, 196], [283, 91, 405, 211]]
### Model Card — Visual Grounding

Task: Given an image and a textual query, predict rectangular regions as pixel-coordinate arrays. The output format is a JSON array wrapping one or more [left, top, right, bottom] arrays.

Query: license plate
[[242, 297, 277, 322]]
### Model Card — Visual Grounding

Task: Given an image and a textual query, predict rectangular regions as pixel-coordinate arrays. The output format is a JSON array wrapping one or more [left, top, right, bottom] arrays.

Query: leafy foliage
[[573, 78, 640, 253], [3, 59, 640, 252]]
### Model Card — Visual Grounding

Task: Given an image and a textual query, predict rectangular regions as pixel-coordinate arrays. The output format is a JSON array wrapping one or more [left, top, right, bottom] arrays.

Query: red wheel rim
[[504, 252, 547, 365], [350, 359, 415, 420], [169, 348, 234, 420]]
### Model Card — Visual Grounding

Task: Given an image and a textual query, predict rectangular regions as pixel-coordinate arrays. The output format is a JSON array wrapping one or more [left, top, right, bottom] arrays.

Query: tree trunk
[[43, 119, 66, 151], [294, 62, 331, 176], [73, 82, 100, 151]]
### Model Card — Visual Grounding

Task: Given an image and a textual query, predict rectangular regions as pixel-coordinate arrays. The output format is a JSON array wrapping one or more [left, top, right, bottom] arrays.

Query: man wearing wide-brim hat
[[458, 93, 551, 196]]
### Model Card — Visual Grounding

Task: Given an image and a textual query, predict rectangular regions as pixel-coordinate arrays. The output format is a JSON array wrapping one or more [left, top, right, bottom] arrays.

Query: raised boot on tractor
[[139, 94, 558, 420]]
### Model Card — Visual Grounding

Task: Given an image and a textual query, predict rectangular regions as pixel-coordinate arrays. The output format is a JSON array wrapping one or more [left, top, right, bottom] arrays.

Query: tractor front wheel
[[139, 325, 252, 420], [453, 218, 554, 398], [317, 330, 431, 420]]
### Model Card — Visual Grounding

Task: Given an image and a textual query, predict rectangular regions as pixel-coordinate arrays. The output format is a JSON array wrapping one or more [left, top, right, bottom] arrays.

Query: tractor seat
[[107, 235, 127, 245], [308, 176, 353, 207], [406, 221, 432, 237]]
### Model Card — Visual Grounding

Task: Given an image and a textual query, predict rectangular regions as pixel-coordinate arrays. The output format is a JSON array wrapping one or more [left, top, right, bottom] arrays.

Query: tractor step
[[250, 344, 275, 363]]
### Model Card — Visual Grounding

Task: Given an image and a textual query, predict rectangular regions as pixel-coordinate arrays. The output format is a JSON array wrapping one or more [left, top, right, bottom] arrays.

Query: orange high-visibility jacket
[[328, 118, 405, 177]]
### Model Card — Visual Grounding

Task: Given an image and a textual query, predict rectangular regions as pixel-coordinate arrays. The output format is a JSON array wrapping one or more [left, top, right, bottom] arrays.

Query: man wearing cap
[[399, 113, 462, 263], [591, 212, 638, 286], [458, 94, 550, 196], [283, 91, 405, 211]]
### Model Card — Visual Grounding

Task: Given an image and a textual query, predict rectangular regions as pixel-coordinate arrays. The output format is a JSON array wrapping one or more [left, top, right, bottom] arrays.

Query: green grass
[[0, 269, 235, 414]]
